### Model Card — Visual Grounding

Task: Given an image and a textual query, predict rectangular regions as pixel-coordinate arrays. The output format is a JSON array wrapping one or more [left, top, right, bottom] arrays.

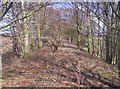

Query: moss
[[38, 45, 43, 49], [23, 53, 31, 59], [83, 47, 88, 51], [42, 63, 48, 69], [97, 68, 118, 79], [3, 69, 16, 79], [37, 74, 44, 79]]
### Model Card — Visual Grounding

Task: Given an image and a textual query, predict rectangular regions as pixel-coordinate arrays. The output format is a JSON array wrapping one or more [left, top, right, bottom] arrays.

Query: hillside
[[2, 42, 119, 88]]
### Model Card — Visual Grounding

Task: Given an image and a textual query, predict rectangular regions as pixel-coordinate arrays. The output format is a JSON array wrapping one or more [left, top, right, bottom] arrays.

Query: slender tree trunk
[[97, 3, 100, 57], [91, 29, 95, 55], [87, 27, 90, 53], [0, 32, 2, 88], [104, 3, 111, 64], [22, 1, 30, 55], [117, 2, 120, 69], [86, 3, 90, 53], [109, 9, 114, 64], [11, 27, 20, 57], [75, 3, 81, 48], [37, 10, 43, 49], [118, 30, 120, 69], [106, 32, 110, 63], [97, 19, 100, 57], [100, 37, 103, 58], [37, 24, 43, 48]]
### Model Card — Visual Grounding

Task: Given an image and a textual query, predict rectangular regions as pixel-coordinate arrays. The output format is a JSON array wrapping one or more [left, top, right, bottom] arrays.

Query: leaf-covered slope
[[2, 43, 119, 87]]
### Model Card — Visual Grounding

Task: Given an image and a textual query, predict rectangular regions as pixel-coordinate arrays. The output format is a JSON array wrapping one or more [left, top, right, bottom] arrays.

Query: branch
[[0, 2, 14, 21], [110, 3, 120, 19], [88, 19, 106, 41], [0, 2, 52, 30], [83, 3, 115, 29]]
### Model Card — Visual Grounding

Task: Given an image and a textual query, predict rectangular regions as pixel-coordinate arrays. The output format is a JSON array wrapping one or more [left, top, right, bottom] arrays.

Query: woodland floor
[[2, 41, 120, 88]]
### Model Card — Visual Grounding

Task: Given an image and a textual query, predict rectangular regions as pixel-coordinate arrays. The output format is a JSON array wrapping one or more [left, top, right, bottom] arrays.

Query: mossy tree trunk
[[97, 4, 100, 57], [91, 28, 95, 56], [37, 10, 43, 49], [0, 33, 2, 87], [87, 27, 90, 53], [24, 26, 29, 54], [117, 2, 120, 69], [91, 11, 95, 56], [22, 1, 30, 55], [37, 24, 43, 48], [86, 3, 90, 53], [75, 2, 81, 48]]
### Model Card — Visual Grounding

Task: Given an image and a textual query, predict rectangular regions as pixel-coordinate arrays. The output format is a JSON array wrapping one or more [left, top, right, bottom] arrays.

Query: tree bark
[[75, 3, 81, 48], [22, 1, 30, 55]]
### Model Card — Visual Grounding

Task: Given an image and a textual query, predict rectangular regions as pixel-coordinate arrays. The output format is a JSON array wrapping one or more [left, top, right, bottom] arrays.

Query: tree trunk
[[104, 3, 112, 64], [22, 1, 30, 55], [0, 33, 2, 88], [106, 35, 110, 63], [37, 24, 43, 48], [117, 2, 120, 69], [75, 3, 81, 48]]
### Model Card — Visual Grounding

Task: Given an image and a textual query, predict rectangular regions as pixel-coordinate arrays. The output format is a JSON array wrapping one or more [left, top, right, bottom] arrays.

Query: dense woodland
[[0, 1, 120, 88]]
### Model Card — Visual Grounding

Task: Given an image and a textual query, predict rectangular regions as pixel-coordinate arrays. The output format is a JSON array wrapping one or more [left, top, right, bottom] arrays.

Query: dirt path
[[2, 43, 119, 87]]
